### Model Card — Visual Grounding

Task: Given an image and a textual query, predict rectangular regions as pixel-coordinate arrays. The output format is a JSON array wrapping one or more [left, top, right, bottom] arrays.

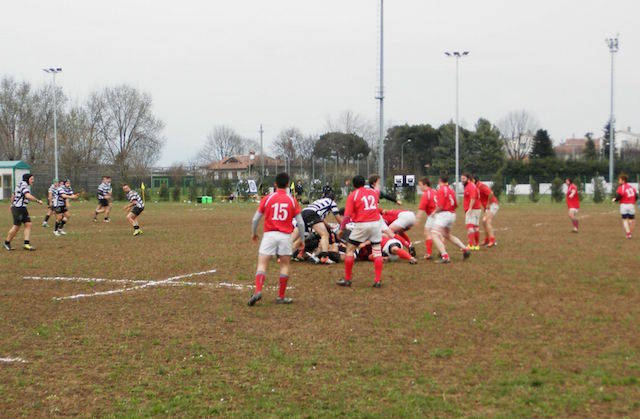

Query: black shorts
[[302, 209, 323, 229], [131, 206, 144, 216], [98, 198, 110, 207], [54, 206, 67, 214], [11, 207, 30, 226], [622, 214, 635, 220]]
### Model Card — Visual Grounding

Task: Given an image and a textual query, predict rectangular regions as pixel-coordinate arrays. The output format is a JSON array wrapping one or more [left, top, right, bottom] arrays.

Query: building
[[554, 137, 601, 160], [0, 160, 31, 200], [206, 152, 285, 180], [616, 127, 640, 153]]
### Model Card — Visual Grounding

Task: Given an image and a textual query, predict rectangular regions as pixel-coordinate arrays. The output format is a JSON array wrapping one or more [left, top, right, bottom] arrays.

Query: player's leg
[[249, 253, 271, 306], [104, 202, 112, 220], [431, 227, 448, 262], [465, 222, 475, 248], [389, 243, 416, 263], [486, 205, 498, 246], [313, 222, 332, 263], [371, 242, 383, 287], [338, 242, 357, 286], [59, 210, 70, 234], [424, 226, 433, 259], [22, 221, 34, 249], [4, 223, 20, 250], [53, 211, 63, 234], [276, 255, 292, 303], [43, 207, 52, 227]]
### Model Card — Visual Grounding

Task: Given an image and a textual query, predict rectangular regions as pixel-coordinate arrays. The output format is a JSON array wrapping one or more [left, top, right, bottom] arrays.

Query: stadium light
[[605, 35, 619, 186], [376, 0, 385, 187], [43, 67, 62, 181], [444, 51, 469, 194], [401, 139, 412, 170]]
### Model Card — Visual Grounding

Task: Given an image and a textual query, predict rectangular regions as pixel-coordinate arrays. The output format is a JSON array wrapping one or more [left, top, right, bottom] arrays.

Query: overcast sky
[[2, 0, 638, 165]]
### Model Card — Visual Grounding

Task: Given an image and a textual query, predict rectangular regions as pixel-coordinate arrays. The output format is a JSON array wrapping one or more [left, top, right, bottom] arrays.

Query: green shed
[[0, 160, 32, 200]]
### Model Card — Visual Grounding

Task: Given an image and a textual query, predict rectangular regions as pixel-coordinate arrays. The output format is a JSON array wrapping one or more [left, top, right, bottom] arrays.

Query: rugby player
[[337, 175, 384, 288], [52, 179, 79, 236], [42, 179, 61, 227], [122, 184, 145, 236], [461, 173, 481, 250], [473, 175, 499, 247], [431, 175, 471, 263], [612, 174, 638, 239], [416, 177, 437, 259], [248, 172, 305, 306], [565, 178, 580, 232], [93, 176, 113, 222], [380, 209, 417, 256], [4, 173, 43, 251], [354, 235, 417, 264]]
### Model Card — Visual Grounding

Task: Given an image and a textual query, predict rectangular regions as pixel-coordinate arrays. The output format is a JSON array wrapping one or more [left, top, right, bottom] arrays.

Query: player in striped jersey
[[93, 176, 113, 223], [123, 184, 145, 236], [53, 179, 80, 236], [42, 179, 62, 227], [4, 173, 43, 251]]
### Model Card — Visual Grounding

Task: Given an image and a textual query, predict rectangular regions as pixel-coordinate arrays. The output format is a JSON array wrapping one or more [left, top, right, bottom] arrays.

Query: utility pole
[[445, 51, 469, 194], [376, 0, 385, 185], [605, 35, 619, 186], [259, 124, 264, 179], [43, 67, 62, 181]]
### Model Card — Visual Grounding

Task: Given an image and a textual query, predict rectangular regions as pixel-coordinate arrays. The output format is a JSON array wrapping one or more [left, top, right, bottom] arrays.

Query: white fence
[[505, 181, 639, 195]]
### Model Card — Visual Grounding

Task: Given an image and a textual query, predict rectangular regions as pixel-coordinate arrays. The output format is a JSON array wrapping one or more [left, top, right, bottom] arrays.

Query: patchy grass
[[0, 200, 639, 416]]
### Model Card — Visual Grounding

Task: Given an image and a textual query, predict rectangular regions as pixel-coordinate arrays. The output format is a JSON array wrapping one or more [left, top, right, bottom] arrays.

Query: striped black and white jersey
[[127, 190, 144, 208], [303, 197, 339, 220], [52, 186, 67, 207], [12, 181, 31, 208], [48, 183, 57, 198], [97, 182, 112, 199]]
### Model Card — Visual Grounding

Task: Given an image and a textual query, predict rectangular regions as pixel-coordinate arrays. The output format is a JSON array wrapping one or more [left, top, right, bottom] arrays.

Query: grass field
[[1, 199, 639, 417]]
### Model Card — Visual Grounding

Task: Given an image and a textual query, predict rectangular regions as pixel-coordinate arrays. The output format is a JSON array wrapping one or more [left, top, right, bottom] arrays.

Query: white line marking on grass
[[0, 357, 27, 363]]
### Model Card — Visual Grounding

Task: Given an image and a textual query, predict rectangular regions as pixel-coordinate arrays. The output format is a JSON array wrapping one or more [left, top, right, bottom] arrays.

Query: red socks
[[572, 220, 579, 229], [425, 239, 433, 256], [345, 255, 354, 281], [374, 256, 383, 283], [395, 248, 412, 261], [394, 234, 411, 248], [474, 230, 480, 246], [278, 274, 288, 298], [255, 271, 266, 293]]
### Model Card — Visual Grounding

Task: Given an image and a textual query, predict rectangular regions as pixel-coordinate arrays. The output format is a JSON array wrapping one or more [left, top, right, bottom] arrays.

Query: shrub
[[507, 179, 517, 203], [491, 168, 504, 200], [220, 179, 234, 196], [529, 176, 539, 202], [172, 186, 181, 202], [188, 184, 197, 202], [550, 176, 564, 202], [593, 175, 605, 203], [159, 183, 169, 201], [403, 186, 416, 204]]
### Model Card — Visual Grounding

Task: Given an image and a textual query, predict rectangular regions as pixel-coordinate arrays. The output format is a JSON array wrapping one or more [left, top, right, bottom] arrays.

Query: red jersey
[[381, 209, 406, 225], [476, 181, 497, 208], [344, 187, 380, 223], [418, 187, 437, 215], [617, 183, 638, 204], [463, 182, 481, 211], [257, 189, 301, 234], [356, 244, 372, 261], [436, 185, 457, 213], [566, 183, 580, 209]]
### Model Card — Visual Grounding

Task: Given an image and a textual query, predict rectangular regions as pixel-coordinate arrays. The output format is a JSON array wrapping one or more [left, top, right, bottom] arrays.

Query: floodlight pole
[[401, 139, 411, 170], [259, 124, 264, 179], [445, 51, 468, 194], [606, 36, 619, 185], [376, 0, 385, 185], [43, 67, 62, 180]]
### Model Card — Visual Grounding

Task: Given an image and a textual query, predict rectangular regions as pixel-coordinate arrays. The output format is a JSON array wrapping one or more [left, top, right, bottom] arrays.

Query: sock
[[4, 240, 9, 246], [278, 274, 288, 298], [572, 220, 579, 229], [394, 234, 411, 248], [255, 271, 266, 293], [54, 221, 59, 231], [467, 232, 475, 247], [344, 255, 354, 281], [426, 239, 433, 255], [134, 225, 140, 230], [44, 215, 50, 222], [24, 240, 30, 245], [489, 236, 495, 244], [374, 256, 383, 283], [474, 230, 480, 246], [395, 248, 412, 260], [60, 220, 66, 229]]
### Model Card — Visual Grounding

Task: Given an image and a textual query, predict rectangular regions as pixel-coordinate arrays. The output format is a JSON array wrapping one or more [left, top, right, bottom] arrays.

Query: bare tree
[[58, 104, 103, 179], [91, 85, 165, 179], [326, 110, 377, 163], [197, 125, 246, 164], [0, 77, 30, 160], [498, 110, 539, 160], [272, 126, 304, 162]]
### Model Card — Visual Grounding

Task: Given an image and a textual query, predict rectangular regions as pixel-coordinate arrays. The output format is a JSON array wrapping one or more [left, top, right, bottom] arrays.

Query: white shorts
[[620, 203, 636, 216], [433, 211, 456, 229], [568, 207, 579, 215], [259, 231, 292, 256], [389, 211, 416, 231], [425, 215, 435, 230], [487, 203, 499, 216], [382, 238, 402, 259], [349, 220, 383, 244], [465, 209, 481, 226]]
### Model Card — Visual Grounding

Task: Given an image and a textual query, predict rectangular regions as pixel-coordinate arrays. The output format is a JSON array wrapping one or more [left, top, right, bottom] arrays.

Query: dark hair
[[22, 173, 33, 182], [368, 174, 380, 187], [473, 175, 480, 182], [439, 175, 449, 183], [353, 175, 366, 188], [275, 172, 289, 188], [462, 173, 472, 180], [565, 177, 572, 183], [619, 174, 628, 183], [419, 177, 431, 187], [122, 183, 129, 188]]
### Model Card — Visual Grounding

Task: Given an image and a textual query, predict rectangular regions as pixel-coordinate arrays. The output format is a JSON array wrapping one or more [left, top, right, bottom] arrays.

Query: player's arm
[[294, 213, 306, 241], [612, 191, 623, 203], [251, 210, 263, 241], [380, 190, 401, 205], [25, 192, 43, 204]]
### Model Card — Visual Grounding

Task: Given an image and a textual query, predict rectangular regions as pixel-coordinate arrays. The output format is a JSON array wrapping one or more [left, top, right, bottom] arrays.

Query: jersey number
[[626, 188, 635, 198], [271, 203, 289, 221], [361, 195, 376, 210]]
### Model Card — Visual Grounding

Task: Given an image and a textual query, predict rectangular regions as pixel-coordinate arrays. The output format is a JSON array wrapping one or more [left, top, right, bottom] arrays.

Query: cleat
[[42, 221, 48, 227], [487, 241, 497, 247], [423, 254, 432, 260], [320, 256, 335, 265], [53, 230, 61, 236], [372, 281, 382, 288], [23, 244, 36, 251], [248, 292, 262, 306], [133, 229, 143, 236], [409, 257, 418, 265], [58, 229, 67, 235], [474, 246, 480, 251], [626, 233, 632, 239], [336, 279, 352, 287], [463, 249, 471, 260], [3, 243, 12, 251], [408, 246, 417, 257], [275, 297, 293, 304], [435, 257, 450, 264], [93, 218, 98, 223], [103, 218, 110, 223]]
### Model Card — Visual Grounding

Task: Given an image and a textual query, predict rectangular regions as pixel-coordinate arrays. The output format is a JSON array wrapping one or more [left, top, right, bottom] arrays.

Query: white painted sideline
[[0, 357, 27, 363]]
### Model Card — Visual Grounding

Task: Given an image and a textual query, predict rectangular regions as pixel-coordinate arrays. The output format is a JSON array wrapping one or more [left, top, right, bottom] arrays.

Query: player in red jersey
[[380, 208, 417, 256], [565, 178, 580, 232], [473, 175, 499, 247], [612, 174, 638, 239], [415, 177, 437, 259], [431, 175, 471, 263], [355, 235, 417, 264], [461, 173, 482, 250], [337, 175, 385, 288], [248, 173, 305, 306]]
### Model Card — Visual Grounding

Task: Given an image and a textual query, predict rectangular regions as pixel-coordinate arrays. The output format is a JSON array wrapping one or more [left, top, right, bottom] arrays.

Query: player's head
[[565, 177, 572, 185], [418, 177, 430, 191], [618, 174, 628, 184], [461, 173, 471, 185], [64, 179, 71, 187], [353, 175, 366, 189], [23, 173, 34, 185], [275, 172, 289, 189], [322, 185, 335, 200], [472, 175, 480, 183], [368, 174, 380, 189], [122, 184, 131, 193], [439, 175, 449, 185]]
